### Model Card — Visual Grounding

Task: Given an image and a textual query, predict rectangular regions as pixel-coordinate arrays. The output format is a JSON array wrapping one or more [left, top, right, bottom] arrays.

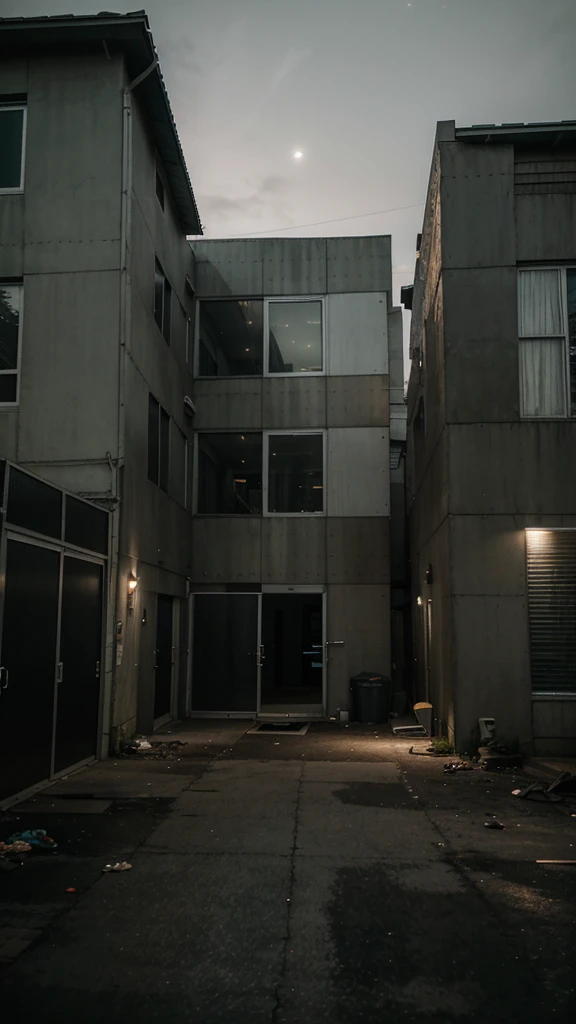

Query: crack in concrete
[[271, 762, 304, 1024]]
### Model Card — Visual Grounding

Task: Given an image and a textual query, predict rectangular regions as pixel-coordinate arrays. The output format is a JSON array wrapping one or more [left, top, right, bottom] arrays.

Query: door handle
[[57, 662, 63, 683], [0, 666, 8, 692], [256, 645, 265, 667], [324, 640, 345, 663], [171, 645, 176, 666], [95, 660, 101, 680]]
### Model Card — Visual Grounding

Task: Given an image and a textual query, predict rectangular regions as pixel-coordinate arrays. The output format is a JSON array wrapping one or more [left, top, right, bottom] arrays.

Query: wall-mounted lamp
[[417, 596, 423, 606], [127, 573, 139, 611], [425, 564, 433, 585]]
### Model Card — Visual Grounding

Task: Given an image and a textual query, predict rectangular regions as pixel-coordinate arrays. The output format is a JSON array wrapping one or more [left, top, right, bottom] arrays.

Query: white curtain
[[519, 338, 567, 417], [518, 269, 564, 336]]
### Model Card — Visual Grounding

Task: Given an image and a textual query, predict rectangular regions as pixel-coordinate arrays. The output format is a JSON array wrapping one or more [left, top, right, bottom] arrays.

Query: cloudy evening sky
[[3, 0, 576, 358]]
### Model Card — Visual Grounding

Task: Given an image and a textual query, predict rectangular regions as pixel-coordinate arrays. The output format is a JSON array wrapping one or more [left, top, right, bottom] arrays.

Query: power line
[[209, 202, 425, 239]]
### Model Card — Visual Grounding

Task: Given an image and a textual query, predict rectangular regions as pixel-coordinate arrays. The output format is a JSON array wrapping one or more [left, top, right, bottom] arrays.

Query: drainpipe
[[105, 56, 159, 754]]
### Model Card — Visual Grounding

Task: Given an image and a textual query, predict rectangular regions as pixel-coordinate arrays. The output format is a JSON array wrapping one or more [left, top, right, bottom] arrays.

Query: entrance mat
[[247, 722, 310, 736], [13, 798, 113, 815]]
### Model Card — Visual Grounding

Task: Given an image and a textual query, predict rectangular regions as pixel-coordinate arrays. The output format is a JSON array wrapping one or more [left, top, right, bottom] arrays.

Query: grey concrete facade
[[190, 237, 399, 715], [0, 14, 199, 768], [406, 120, 576, 755]]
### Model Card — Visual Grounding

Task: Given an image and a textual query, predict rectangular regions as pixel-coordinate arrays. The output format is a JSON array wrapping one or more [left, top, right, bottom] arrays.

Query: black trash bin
[[350, 672, 392, 723]]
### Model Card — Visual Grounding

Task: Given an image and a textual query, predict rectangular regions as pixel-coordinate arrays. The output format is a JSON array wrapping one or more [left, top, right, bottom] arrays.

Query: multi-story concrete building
[[405, 119, 576, 755], [0, 12, 199, 801], [188, 237, 403, 718]]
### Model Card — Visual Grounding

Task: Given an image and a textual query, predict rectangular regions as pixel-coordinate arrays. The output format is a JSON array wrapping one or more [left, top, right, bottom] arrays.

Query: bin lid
[[414, 702, 433, 710]]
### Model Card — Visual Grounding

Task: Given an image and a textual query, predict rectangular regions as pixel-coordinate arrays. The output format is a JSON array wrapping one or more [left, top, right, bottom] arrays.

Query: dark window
[[0, 283, 21, 403], [154, 259, 171, 344], [527, 529, 576, 695], [169, 423, 187, 506], [65, 495, 108, 554], [159, 408, 170, 493], [568, 269, 576, 417], [198, 433, 262, 514], [148, 394, 160, 484], [267, 433, 324, 514], [198, 300, 263, 376], [155, 169, 165, 210], [0, 105, 25, 191], [7, 466, 62, 538], [268, 300, 323, 374]]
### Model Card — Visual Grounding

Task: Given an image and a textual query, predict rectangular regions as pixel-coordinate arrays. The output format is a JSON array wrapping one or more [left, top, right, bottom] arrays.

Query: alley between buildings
[[1, 721, 575, 1023]]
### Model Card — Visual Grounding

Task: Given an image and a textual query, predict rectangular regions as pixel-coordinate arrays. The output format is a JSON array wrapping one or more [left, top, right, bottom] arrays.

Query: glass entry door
[[192, 594, 259, 713]]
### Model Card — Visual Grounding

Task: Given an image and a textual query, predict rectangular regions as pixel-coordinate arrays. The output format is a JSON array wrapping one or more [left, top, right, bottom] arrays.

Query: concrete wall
[[407, 126, 576, 754], [190, 237, 393, 714]]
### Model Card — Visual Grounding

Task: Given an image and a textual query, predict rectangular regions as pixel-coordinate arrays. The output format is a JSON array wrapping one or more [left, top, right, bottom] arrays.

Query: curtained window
[[518, 269, 570, 418]]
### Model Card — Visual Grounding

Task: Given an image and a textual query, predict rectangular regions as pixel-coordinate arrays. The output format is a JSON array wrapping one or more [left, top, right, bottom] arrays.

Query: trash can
[[350, 672, 392, 723]]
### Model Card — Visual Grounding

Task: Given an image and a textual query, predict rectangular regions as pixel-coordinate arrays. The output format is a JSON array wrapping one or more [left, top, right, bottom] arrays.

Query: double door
[[0, 537, 104, 802], [191, 589, 338, 715]]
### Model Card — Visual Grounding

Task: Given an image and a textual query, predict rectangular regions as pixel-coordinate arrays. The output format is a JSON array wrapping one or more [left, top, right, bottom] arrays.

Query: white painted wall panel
[[327, 427, 389, 517], [327, 292, 388, 376]]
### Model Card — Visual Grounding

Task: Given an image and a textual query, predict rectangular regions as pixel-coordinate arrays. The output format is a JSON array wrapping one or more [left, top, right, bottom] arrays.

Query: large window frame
[[0, 281, 23, 407], [192, 429, 327, 517], [263, 430, 326, 517], [518, 265, 575, 419], [194, 296, 326, 379], [0, 103, 27, 194]]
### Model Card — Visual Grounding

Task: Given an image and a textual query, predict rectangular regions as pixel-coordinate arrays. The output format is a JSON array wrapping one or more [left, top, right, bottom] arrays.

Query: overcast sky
[[4, 0, 576, 361]]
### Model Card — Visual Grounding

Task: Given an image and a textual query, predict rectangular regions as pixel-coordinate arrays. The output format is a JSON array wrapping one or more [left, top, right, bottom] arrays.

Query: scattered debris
[[444, 761, 474, 774], [103, 861, 132, 872], [7, 829, 57, 850], [536, 860, 576, 865], [119, 739, 187, 760], [0, 840, 31, 855], [512, 777, 572, 803], [484, 820, 505, 830], [479, 740, 523, 771]]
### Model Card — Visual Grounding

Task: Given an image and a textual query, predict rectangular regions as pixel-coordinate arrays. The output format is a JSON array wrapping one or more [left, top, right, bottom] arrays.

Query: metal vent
[[526, 530, 576, 695]]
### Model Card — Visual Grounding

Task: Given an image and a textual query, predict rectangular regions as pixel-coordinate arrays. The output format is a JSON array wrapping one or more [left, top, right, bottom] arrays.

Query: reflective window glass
[[267, 433, 324, 513], [268, 300, 323, 374], [199, 300, 263, 376], [198, 433, 262, 514]]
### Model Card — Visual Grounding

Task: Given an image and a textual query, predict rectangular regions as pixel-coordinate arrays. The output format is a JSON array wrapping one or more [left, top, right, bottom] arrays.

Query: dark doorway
[[192, 594, 259, 712], [260, 593, 323, 709], [154, 595, 174, 722], [53, 556, 103, 773], [0, 540, 60, 801]]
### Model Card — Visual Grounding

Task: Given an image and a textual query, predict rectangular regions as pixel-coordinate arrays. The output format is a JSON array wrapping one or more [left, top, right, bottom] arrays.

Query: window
[[195, 297, 325, 377], [267, 299, 323, 374], [154, 259, 171, 344], [527, 529, 576, 695], [197, 433, 262, 514], [198, 300, 263, 376], [0, 103, 26, 193], [0, 282, 22, 403], [169, 422, 187, 507], [186, 316, 194, 371], [148, 394, 170, 491], [518, 268, 576, 418], [155, 169, 165, 210], [265, 432, 324, 514]]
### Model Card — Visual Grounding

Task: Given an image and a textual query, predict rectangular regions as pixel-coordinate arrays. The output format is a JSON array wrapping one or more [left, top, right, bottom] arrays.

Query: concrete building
[[404, 119, 576, 755], [0, 11, 199, 801], [189, 237, 403, 718]]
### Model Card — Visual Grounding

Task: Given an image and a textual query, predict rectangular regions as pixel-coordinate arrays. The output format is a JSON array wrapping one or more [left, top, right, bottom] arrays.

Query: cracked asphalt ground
[[1, 722, 576, 1022]]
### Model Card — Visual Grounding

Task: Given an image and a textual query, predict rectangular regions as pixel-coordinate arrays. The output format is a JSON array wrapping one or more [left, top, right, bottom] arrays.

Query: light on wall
[[127, 573, 139, 611], [417, 596, 423, 606]]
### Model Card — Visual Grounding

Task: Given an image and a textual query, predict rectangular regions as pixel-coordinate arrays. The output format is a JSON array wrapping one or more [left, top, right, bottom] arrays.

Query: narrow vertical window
[[0, 283, 22, 404], [518, 269, 567, 417], [0, 104, 26, 192], [154, 258, 171, 345], [155, 169, 165, 210], [147, 394, 160, 484], [567, 269, 576, 417], [159, 408, 170, 492]]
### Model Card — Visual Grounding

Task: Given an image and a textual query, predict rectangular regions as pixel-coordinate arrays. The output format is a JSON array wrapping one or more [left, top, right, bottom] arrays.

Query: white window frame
[[518, 265, 574, 419], [0, 281, 23, 407], [0, 103, 27, 195], [263, 429, 327, 518], [264, 296, 326, 378]]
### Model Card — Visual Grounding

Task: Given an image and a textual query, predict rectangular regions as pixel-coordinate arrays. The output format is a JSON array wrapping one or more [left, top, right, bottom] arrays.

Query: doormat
[[248, 722, 310, 736]]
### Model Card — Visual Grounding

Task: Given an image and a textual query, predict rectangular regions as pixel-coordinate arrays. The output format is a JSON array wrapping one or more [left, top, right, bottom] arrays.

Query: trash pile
[[512, 770, 576, 805], [0, 829, 58, 871], [119, 737, 187, 759]]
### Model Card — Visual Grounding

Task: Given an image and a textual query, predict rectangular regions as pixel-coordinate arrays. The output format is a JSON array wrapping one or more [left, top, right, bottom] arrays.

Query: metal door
[[192, 594, 259, 713], [154, 595, 174, 722], [53, 556, 103, 774], [0, 540, 60, 801]]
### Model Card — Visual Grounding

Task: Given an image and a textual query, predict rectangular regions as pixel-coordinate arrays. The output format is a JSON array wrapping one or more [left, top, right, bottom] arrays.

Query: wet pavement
[[1, 721, 576, 1022]]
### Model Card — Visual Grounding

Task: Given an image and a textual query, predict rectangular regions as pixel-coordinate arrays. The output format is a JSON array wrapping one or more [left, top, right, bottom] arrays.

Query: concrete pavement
[[1, 722, 576, 1021]]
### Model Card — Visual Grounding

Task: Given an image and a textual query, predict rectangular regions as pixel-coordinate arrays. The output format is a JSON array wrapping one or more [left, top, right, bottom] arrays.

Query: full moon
[[293, 150, 303, 160]]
